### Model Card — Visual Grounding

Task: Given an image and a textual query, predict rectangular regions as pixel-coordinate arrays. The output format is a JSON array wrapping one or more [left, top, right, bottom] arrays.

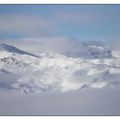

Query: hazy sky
[[0, 5, 120, 41]]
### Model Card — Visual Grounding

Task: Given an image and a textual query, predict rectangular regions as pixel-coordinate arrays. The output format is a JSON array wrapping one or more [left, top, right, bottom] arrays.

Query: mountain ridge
[[0, 43, 39, 58]]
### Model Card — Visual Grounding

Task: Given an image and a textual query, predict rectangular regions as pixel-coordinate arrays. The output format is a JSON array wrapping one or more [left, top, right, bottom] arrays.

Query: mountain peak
[[0, 44, 21, 53], [0, 43, 39, 58]]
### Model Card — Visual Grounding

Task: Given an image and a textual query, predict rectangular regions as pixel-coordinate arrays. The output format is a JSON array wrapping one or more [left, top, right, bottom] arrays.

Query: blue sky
[[0, 5, 120, 41]]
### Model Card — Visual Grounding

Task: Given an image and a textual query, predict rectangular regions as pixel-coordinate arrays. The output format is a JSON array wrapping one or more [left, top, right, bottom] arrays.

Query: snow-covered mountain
[[79, 41, 112, 59], [0, 42, 120, 93]]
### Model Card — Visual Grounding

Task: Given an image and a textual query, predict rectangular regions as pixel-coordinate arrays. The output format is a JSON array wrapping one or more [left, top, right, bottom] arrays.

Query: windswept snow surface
[[0, 39, 120, 115]]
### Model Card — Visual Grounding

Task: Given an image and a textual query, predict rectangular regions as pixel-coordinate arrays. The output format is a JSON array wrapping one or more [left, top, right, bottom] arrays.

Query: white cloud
[[0, 37, 81, 55]]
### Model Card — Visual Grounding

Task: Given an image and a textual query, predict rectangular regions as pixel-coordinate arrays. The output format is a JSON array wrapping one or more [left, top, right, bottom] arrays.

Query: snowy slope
[[0, 44, 39, 59], [0, 42, 120, 93]]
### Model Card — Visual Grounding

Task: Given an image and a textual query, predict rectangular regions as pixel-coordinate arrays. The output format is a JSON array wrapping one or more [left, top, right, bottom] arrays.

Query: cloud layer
[[0, 14, 56, 36], [0, 5, 120, 39]]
